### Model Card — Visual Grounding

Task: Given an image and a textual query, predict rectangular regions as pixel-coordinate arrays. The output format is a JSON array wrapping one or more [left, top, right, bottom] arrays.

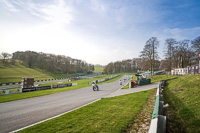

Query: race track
[[0, 75, 158, 133]]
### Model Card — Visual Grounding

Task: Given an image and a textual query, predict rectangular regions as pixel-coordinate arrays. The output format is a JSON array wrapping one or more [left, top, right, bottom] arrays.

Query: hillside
[[163, 74, 200, 132], [0, 60, 72, 84], [94, 65, 104, 73]]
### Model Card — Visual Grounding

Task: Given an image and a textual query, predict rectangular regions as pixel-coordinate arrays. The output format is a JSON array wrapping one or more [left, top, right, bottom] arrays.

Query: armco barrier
[[149, 81, 166, 133], [22, 83, 77, 92]]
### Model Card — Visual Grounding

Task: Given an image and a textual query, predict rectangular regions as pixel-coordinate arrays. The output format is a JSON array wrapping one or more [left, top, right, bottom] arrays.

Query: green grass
[[0, 60, 78, 84], [18, 89, 154, 133], [0, 60, 53, 84], [0, 74, 123, 103], [150, 75, 178, 83], [163, 75, 200, 133], [94, 66, 104, 72], [40, 74, 122, 86], [0, 67, 53, 84]]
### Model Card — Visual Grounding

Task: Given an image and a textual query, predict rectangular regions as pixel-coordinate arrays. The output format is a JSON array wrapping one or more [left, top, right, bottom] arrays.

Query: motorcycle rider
[[92, 81, 99, 91]]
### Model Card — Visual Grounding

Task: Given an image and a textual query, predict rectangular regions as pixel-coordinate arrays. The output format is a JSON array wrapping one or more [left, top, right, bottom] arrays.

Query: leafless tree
[[140, 37, 159, 76], [1, 52, 11, 63], [192, 36, 200, 63], [164, 38, 177, 71]]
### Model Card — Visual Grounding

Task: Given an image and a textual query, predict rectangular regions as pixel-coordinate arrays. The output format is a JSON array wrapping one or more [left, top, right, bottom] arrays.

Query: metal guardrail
[[0, 83, 78, 95], [0, 77, 78, 86], [149, 81, 166, 133]]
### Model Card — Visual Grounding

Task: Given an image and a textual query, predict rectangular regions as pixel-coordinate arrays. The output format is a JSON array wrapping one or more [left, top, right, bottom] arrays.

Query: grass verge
[[150, 75, 178, 83], [18, 89, 154, 133], [0, 74, 123, 103], [94, 66, 104, 73], [0, 67, 53, 84], [163, 75, 200, 133], [127, 89, 156, 132], [0, 60, 77, 84]]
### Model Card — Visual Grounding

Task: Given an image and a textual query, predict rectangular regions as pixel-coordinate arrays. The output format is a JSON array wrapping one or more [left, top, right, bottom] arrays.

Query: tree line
[[1, 51, 94, 74], [104, 36, 200, 75]]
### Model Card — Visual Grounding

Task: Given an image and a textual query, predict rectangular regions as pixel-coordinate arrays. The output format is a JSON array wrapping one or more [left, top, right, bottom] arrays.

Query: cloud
[[1, 0, 73, 24], [162, 27, 200, 40], [38, 0, 73, 24], [2, 0, 20, 12]]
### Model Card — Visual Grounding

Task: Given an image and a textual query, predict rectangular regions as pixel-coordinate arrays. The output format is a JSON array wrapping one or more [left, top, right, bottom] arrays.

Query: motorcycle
[[93, 85, 99, 91]]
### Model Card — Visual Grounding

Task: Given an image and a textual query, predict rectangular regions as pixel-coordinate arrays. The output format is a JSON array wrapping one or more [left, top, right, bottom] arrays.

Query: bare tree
[[192, 36, 200, 64], [140, 37, 159, 76], [1, 52, 11, 63], [164, 38, 177, 71], [178, 40, 194, 67], [192, 36, 200, 53]]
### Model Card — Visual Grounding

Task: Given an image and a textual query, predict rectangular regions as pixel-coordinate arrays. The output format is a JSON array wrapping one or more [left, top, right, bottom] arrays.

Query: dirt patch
[[127, 89, 156, 133]]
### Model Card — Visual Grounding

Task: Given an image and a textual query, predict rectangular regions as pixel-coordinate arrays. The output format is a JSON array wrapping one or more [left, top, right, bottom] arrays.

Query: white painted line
[[11, 98, 101, 133], [104, 81, 129, 98]]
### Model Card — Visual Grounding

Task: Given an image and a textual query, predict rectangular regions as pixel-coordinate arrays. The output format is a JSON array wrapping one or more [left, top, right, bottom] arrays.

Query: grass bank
[[163, 75, 200, 133], [18, 89, 154, 133], [150, 75, 178, 83], [0, 74, 123, 103], [94, 66, 104, 73], [0, 60, 77, 84], [0, 66, 53, 84]]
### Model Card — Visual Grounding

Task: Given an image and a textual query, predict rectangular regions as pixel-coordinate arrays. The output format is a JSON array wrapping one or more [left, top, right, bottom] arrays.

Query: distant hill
[[0, 59, 75, 84], [94, 65, 104, 73]]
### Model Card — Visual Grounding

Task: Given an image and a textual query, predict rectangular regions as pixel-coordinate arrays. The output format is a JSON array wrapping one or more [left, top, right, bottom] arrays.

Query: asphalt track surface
[[0, 76, 158, 133]]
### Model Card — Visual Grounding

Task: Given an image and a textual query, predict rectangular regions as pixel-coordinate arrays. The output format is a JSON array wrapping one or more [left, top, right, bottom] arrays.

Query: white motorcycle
[[93, 84, 99, 91]]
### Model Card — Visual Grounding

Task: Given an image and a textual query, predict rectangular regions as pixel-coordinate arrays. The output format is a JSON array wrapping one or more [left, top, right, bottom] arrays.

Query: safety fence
[[22, 83, 78, 92], [0, 77, 80, 86], [0, 83, 78, 95], [149, 80, 166, 133]]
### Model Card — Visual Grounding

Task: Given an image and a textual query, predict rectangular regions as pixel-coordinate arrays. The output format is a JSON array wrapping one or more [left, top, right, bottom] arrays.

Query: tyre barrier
[[96, 75, 120, 83], [22, 83, 76, 92], [0, 77, 75, 86], [0, 83, 77, 94], [149, 81, 166, 133]]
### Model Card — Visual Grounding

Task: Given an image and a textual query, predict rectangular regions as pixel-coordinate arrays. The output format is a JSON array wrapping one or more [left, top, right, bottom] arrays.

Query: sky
[[0, 0, 200, 65]]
